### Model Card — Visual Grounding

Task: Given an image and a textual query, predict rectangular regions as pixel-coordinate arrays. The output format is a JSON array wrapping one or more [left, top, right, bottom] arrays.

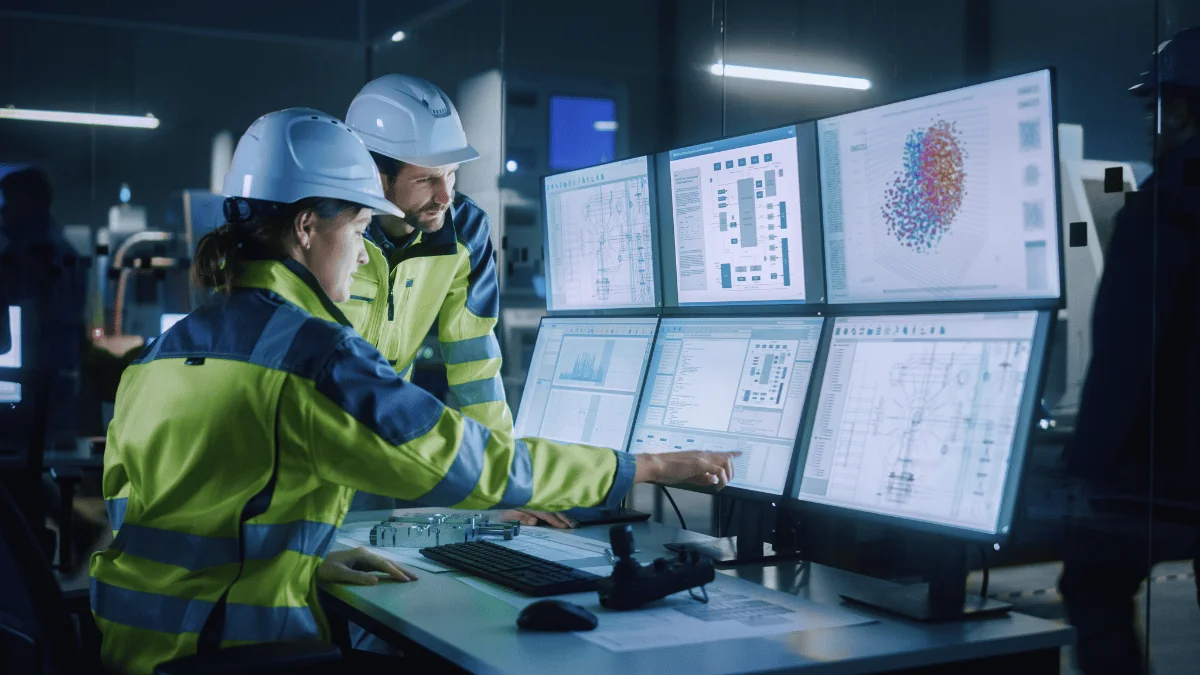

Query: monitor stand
[[839, 541, 1012, 622], [568, 505, 651, 527], [664, 501, 804, 568]]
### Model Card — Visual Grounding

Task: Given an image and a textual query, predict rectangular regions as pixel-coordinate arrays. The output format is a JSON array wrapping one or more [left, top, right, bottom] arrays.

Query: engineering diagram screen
[[797, 312, 1039, 534], [514, 318, 658, 451], [668, 126, 807, 305], [819, 70, 1060, 304], [0, 306, 20, 403], [544, 157, 657, 311], [630, 317, 823, 495]]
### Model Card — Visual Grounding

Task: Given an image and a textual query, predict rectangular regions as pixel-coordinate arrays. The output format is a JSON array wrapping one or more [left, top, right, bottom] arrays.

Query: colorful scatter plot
[[881, 119, 967, 253]]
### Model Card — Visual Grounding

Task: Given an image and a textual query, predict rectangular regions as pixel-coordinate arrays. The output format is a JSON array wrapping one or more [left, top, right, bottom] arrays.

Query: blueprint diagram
[[822, 338, 1029, 527], [551, 175, 654, 308]]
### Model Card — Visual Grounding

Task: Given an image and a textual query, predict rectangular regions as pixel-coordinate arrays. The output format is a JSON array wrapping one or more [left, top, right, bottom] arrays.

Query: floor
[[970, 561, 1200, 675]]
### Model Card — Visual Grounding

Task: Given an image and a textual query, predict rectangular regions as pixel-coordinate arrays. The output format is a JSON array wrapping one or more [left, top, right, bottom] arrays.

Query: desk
[[320, 511, 1073, 674]]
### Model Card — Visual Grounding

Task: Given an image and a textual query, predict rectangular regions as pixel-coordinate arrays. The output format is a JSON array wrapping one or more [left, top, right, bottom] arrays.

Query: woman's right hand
[[634, 451, 741, 489]]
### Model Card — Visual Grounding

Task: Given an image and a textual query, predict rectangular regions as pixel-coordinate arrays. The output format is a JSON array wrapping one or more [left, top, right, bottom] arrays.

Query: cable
[[658, 485, 688, 531], [979, 544, 990, 599]]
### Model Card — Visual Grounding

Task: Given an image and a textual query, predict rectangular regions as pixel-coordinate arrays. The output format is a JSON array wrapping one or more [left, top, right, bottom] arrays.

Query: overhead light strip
[[710, 63, 871, 90], [0, 108, 160, 129]]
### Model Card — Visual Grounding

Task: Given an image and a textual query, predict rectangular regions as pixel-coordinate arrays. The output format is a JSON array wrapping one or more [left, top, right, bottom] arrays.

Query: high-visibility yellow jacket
[[90, 258, 634, 675], [338, 193, 511, 433]]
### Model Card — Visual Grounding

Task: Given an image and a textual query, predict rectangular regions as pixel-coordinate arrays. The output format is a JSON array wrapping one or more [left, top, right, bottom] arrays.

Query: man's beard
[[406, 206, 447, 233]]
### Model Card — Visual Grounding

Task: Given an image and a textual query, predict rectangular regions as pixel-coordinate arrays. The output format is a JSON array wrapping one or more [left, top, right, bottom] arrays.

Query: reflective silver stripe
[[248, 305, 309, 369], [91, 579, 213, 634], [417, 419, 489, 506], [440, 334, 501, 365], [111, 521, 336, 570], [601, 450, 638, 510], [106, 498, 127, 531], [493, 439, 533, 509], [450, 375, 505, 407], [244, 521, 337, 560], [90, 580, 318, 641]]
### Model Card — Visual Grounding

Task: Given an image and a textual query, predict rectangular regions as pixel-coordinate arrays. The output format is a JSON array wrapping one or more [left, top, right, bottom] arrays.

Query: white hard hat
[[346, 74, 480, 168], [222, 108, 404, 218]]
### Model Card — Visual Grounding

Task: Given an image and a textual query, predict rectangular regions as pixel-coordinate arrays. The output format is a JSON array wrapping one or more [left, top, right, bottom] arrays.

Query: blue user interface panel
[[661, 124, 825, 307], [630, 316, 823, 495]]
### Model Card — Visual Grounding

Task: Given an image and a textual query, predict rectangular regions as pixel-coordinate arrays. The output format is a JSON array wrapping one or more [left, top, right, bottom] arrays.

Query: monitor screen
[[663, 125, 823, 306], [549, 96, 618, 171], [160, 313, 187, 335], [818, 70, 1060, 304], [629, 316, 823, 495], [543, 156, 658, 311], [513, 317, 658, 451], [796, 311, 1040, 534], [0, 306, 21, 404]]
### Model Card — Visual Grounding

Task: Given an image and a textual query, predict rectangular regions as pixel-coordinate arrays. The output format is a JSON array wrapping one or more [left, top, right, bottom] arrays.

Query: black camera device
[[597, 524, 715, 611]]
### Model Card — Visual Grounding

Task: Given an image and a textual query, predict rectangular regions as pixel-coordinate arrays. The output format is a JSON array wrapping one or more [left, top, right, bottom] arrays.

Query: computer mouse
[[516, 599, 598, 632]]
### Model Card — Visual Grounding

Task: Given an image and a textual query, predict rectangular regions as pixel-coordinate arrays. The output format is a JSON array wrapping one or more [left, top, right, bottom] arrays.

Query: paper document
[[457, 575, 875, 652], [490, 526, 612, 562], [333, 529, 454, 573]]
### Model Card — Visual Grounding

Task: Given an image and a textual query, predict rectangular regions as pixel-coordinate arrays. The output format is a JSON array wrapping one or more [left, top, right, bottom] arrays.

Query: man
[[342, 75, 571, 528], [1059, 27, 1200, 675]]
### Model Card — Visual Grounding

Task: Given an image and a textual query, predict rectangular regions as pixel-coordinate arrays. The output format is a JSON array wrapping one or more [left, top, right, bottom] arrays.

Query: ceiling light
[[593, 120, 619, 132], [710, 63, 870, 90], [391, 30, 406, 42], [505, 160, 518, 173], [0, 108, 160, 128]]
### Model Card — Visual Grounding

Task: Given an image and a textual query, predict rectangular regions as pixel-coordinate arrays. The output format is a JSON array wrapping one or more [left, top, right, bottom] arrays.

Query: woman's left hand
[[318, 547, 418, 585]]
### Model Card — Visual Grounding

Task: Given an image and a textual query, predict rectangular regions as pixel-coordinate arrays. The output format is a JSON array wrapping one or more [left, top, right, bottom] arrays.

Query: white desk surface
[[322, 510, 1073, 675]]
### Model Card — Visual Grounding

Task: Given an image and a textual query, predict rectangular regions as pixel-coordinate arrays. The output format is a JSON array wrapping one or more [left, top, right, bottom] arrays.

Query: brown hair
[[191, 197, 360, 294]]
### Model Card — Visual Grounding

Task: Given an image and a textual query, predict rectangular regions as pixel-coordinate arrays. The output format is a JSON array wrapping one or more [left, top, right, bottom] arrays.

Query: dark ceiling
[[0, 0, 462, 45]]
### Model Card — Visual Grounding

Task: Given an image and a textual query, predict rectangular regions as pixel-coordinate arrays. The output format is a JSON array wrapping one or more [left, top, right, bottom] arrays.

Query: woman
[[89, 108, 736, 675]]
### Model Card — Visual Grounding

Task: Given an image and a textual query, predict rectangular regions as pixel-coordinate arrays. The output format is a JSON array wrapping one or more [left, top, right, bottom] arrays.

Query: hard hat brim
[[386, 144, 481, 169]]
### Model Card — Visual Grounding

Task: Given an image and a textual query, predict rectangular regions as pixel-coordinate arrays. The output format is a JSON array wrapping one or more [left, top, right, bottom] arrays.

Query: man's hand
[[497, 509, 577, 529], [634, 451, 741, 489], [318, 547, 418, 585]]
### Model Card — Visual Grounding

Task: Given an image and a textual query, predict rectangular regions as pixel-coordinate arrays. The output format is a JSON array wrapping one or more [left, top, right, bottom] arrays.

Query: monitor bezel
[[815, 67, 1065, 312], [540, 155, 663, 315], [513, 315, 662, 457], [784, 308, 1054, 544], [656, 122, 828, 311], [626, 313, 827, 503]]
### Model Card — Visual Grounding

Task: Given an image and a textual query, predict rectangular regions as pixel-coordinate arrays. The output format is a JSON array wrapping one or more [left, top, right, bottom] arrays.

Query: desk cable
[[659, 485, 688, 531]]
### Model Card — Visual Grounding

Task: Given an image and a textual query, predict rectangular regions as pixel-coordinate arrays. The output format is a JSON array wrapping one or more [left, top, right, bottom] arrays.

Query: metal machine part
[[368, 513, 521, 548]]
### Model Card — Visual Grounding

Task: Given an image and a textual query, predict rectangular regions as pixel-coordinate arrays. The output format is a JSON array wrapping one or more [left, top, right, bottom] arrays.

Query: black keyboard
[[420, 540, 604, 596]]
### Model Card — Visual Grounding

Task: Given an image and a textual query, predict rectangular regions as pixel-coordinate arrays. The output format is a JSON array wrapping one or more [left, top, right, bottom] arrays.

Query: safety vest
[[338, 193, 512, 435], [90, 258, 634, 675]]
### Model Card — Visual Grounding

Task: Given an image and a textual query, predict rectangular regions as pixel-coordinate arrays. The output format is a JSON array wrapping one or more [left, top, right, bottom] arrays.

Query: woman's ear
[[293, 210, 318, 251]]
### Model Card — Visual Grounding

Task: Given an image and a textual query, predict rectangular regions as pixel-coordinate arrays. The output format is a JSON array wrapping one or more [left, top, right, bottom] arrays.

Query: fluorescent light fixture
[[0, 107, 160, 129], [709, 62, 871, 90], [593, 120, 619, 132], [505, 159, 518, 173], [391, 30, 406, 42]]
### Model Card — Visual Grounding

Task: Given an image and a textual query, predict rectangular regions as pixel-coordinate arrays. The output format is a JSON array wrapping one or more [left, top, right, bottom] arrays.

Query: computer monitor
[[542, 156, 659, 312], [818, 70, 1061, 306], [0, 306, 22, 404], [794, 311, 1048, 539], [160, 313, 187, 335], [513, 317, 658, 451], [657, 124, 826, 307], [629, 316, 824, 497]]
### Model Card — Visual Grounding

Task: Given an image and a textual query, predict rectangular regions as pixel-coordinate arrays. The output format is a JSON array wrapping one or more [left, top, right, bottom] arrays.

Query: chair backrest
[[0, 481, 88, 674]]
